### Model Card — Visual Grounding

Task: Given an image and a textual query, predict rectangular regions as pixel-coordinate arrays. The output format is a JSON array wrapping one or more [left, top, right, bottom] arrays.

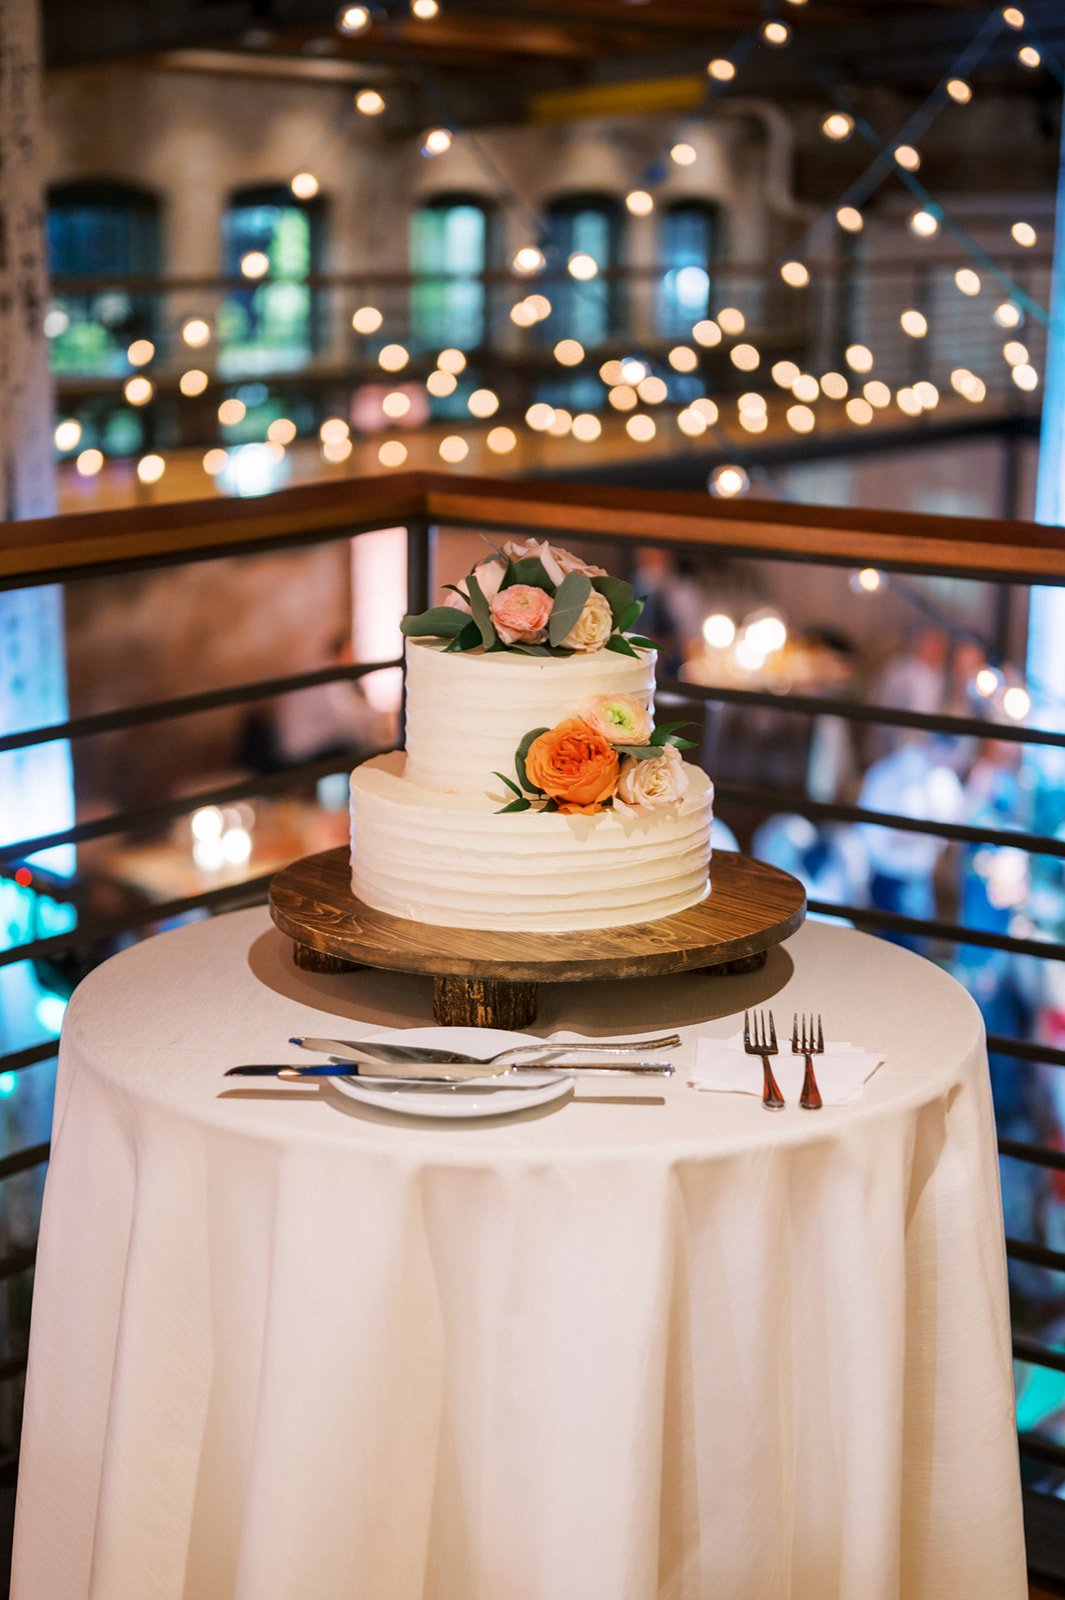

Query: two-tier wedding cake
[[349, 537, 713, 933]]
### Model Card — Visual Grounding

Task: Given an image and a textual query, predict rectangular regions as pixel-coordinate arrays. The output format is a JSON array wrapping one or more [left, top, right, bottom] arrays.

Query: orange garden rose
[[524, 718, 620, 814]]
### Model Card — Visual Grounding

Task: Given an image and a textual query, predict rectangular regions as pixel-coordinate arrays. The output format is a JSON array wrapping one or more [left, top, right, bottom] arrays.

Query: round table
[[13, 908, 1026, 1600]]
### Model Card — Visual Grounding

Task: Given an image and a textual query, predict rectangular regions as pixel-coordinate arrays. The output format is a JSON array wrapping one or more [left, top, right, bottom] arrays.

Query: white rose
[[503, 537, 607, 586], [613, 744, 689, 816], [561, 589, 614, 652]]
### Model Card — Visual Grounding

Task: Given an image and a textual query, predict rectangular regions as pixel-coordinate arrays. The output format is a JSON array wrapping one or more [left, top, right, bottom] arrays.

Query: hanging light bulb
[[355, 88, 386, 115], [670, 142, 697, 166], [909, 209, 940, 237], [421, 127, 453, 157], [625, 189, 654, 216], [1002, 6, 1025, 25], [900, 309, 928, 338], [845, 344, 874, 373], [337, 4, 371, 33], [821, 112, 853, 141], [567, 253, 599, 280], [955, 268, 981, 295], [412, 0, 439, 15], [946, 78, 972, 103], [780, 260, 809, 287], [1018, 44, 1041, 68], [894, 144, 920, 171], [709, 464, 749, 497], [762, 20, 790, 45], [513, 245, 546, 276], [707, 58, 736, 81], [836, 206, 864, 233], [1011, 221, 1037, 247], [291, 172, 319, 199]]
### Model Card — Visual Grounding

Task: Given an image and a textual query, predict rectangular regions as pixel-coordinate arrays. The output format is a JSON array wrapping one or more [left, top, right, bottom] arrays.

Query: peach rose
[[503, 537, 607, 587], [561, 590, 613, 653], [443, 556, 507, 611], [580, 694, 652, 745], [613, 744, 689, 816], [525, 717, 619, 814], [490, 583, 553, 644]]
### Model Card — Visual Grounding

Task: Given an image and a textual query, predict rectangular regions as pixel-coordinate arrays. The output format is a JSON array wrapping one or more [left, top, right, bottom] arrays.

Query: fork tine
[[791, 1012, 798, 1049], [743, 1010, 750, 1048], [816, 1013, 824, 1052], [803, 1012, 809, 1052], [768, 1010, 777, 1049]]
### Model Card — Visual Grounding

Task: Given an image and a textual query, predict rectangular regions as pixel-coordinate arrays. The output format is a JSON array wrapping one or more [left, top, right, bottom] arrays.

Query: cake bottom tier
[[349, 751, 713, 933]]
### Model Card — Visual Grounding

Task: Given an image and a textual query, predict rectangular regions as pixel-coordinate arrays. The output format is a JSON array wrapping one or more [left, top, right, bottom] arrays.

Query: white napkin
[[689, 1031, 884, 1106]]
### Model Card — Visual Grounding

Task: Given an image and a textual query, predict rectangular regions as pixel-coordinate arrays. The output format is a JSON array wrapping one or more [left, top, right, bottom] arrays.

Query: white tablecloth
[[13, 908, 1025, 1600]]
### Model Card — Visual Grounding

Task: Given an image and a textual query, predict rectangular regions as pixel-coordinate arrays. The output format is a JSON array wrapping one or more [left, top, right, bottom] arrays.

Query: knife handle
[[225, 1064, 332, 1077]]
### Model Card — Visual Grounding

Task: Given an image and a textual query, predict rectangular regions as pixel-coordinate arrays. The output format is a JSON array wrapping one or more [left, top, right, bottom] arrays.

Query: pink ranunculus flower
[[580, 694, 652, 746], [503, 536, 607, 587], [443, 556, 507, 612], [612, 743, 689, 816], [490, 583, 553, 644]]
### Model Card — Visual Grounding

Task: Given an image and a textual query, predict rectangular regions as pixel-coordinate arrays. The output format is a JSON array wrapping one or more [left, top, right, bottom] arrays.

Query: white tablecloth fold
[[690, 1030, 884, 1104]]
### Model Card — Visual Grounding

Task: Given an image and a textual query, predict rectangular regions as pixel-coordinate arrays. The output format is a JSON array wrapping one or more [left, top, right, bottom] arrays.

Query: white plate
[[330, 1026, 574, 1120]]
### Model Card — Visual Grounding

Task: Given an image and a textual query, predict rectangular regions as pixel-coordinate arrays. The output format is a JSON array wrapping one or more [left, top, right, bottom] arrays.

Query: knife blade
[[291, 1034, 681, 1067], [226, 1058, 675, 1082]]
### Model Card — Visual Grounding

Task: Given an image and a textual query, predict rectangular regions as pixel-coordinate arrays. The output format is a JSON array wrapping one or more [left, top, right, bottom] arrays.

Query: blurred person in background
[[243, 633, 392, 774]]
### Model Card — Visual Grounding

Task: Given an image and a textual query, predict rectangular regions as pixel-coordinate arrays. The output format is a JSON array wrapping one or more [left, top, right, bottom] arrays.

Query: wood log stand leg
[[433, 976, 538, 1029], [292, 940, 361, 975]]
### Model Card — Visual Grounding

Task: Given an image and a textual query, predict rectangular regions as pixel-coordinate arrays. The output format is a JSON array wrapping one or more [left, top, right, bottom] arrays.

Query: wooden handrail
[[2, 471, 1064, 584]]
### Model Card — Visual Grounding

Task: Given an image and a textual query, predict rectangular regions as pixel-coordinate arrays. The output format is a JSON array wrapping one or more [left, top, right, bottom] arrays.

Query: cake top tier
[[400, 535, 654, 663]]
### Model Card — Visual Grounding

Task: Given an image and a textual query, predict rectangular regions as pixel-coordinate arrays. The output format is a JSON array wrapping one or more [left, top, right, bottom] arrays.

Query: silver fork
[[744, 1009, 785, 1111], [792, 1013, 824, 1112]]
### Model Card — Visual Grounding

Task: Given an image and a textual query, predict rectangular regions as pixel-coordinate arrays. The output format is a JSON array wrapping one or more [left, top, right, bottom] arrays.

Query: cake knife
[[290, 1034, 681, 1068], [226, 1058, 675, 1082]]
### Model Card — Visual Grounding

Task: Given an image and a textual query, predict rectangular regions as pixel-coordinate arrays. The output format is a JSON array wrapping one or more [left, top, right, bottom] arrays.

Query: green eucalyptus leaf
[[515, 725, 550, 794], [624, 635, 657, 651], [605, 634, 640, 659], [465, 571, 498, 650], [591, 574, 635, 625], [548, 571, 592, 647], [443, 618, 483, 652], [511, 642, 554, 656], [400, 606, 470, 638], [496, 798, 532, 814], [650, 720, 695, 747], [614, 744, 659, 761], [615, 598, 644, 634], [501, 556, 555, 593]]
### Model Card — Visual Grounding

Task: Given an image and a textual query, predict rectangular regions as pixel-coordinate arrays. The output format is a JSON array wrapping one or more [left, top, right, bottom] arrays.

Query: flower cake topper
[[495, 694, 697, 818], [400, 537, 656, 659]]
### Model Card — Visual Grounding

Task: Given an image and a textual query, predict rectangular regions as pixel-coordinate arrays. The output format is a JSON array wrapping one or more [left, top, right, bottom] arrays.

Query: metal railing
[[1, 473, 1064, 1558]]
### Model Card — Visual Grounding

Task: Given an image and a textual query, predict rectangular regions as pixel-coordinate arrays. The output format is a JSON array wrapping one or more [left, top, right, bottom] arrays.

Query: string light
[[322, 437, 353, 463], [76, 447, 104, 476], [291, 172, 319, 199], [620, 358, 647, 383], [382, 391, 412, 418], [692, 319, 722, 347], [572, 413, 602, 442], [218, 398, 246, 425], [554, 338, 584, 366], [422, 127, 452, 156], [1012, 364, 1039, 390], [599, 359, 624, 385], [321, 414, 351, 443], [137, 454, 165, 484], [626, 414, 656, 442], [730, 343, 760, 371], [267, 417, 296, 444], [792, 373, 819, 402], [677, 408, 707, 436], [900, 309, 928, 338], [670, 142, 697, 166], [703, 614, 736, 647], [740, 410, 768, 434], [846, 397, 874, 425], [909, 209, 940, 237], [1002, 6, 1025, 25], [787, 404, 816, 432], [437, 347, 466, 374], [379, 440, 408, 467], [668, 345, 698, 373], [896, 387, 922, 416], [772, 359, 800, 387], [1003, 685, 1031, 720], [1003, 340, 1029, 366], [894, 145, 920, 171], [822, 113, 854, 141], [951, 368, 987, 402], [426, 369, 457, 396], [709, 464, 749, 497], [124, 376, 153, 406], [179, 369, 209, 396], [780, 260, 810, 287], [525, 294, 551, 321], [637, 375, 668, 404], [955, 268, 981, 295], [856, 568, 882, 591], [337, 5, 371, 33], [182, 318, 211, 347], [203, 448, 228, 475], [625, 190, 654, 216], [946, 78, 972, 103], [241, 251, 270, 279], [607, 384, 638, 411], [513, 245, 545, 275], [994, 301, 1023, 328], [439, 435, 469, 463], [707, 58, 736, 81], [864, 380, 892, 408], [975, 667, 1000, 697], [355, 89, 386, 116], [127, 339, 155, 365], [739, 394, 767, 416], [717, 307, 745, 335], [510, 300, 536, 328], [352, 305, 383, 333], [468, 388, 499, 417], [379, 343, 409, 371], [526, 402, 555, 431], [1018, 44, 1040, 68], [820, 371, 848, 399], [411, 0, 439, 16], [1011, 221, 1037, 247], [762, 20, 790, 45], [836, 206, 864, 232], [691, 397, 719, 424], [54, 419, 82, 451], [915, 381, 940, 410], [845, 344, 874, 373], [567, 253, 599, 280], [547, 408, 573, 437], [487, 426, 517, 454]]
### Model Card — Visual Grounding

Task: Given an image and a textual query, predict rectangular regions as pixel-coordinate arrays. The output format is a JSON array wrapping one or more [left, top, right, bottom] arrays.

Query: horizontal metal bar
[[1020, 1432, 1065, 1471], [0, 1041, 59, 1075], [0, 658, 400, 754], [0, 745, 382, 863], [661, 676, 1065, 750], [1000, 1139, 1065, 1173], [988, 1036, 1065, 1069], [1007, 1238, 1065, 1273], [0, 1144, 50, 1183], [0, 873, 270, 972], [1014, 1338, 1065, 1376], [714, 780, 1065, 860], [0, 1244, 37, 1281], [805, 899, 1065, 963]]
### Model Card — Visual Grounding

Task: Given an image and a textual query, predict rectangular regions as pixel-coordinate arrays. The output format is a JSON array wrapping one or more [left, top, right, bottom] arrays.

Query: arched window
[[659, 200, 717, 337], [544, 193, 620, 349], [219, 184, 325, 375], [409, 195, 492, 353], [46, 181, 160, 375]]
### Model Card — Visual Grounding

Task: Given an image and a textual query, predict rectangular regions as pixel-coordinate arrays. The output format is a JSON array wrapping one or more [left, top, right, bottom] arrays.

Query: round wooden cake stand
[[269, 847, 806, 1028]]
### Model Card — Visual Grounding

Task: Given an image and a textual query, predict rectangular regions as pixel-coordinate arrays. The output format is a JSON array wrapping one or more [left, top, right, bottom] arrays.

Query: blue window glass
[[46, 182, 160, 376], [220, 185, 323, 375], [545, 195, 619, 349], [659, 201, 716, 337], [410, 197, 490, 352]]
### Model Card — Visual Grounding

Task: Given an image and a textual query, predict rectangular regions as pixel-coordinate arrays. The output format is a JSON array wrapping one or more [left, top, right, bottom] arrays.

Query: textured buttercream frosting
[[404, 637, 656, 798], [350, 752, 713, 932]]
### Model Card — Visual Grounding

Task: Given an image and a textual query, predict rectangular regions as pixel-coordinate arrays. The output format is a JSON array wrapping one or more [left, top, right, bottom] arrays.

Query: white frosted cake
[[349, 538, 713, 933]]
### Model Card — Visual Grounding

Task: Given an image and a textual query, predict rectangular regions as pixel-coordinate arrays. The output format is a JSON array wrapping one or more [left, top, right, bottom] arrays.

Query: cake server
[[226, 1057, 675, 1082], [290, 1034, 681, 1068]]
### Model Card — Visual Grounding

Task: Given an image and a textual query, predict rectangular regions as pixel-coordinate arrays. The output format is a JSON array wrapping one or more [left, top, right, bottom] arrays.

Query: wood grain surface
[[269, 846, 806, 983]]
